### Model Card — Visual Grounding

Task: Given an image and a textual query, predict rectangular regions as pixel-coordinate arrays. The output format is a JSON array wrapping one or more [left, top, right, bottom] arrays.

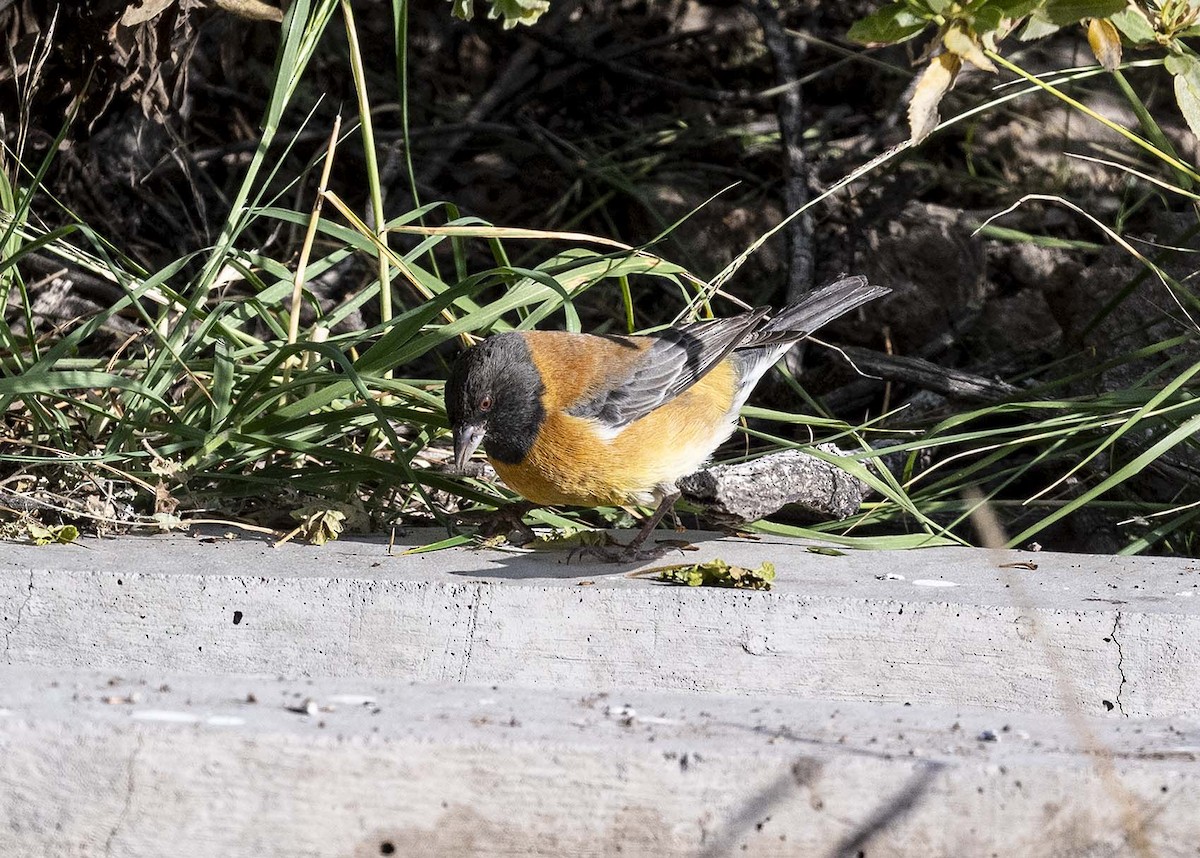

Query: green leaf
[[806, 546, 847, 557], [1109, 8, 1157, 43], [972, 6, 1004, 32], [402, 533, 476, 554], [1166, 53, 1200, 139], [985, 0, 1046, 17], [1042, 0, 1126, 27], [27, 523, 79, 545], [1019, 11, 1061, 38], [1164, 53, 1193, 76], [847, 4, 929, 45]]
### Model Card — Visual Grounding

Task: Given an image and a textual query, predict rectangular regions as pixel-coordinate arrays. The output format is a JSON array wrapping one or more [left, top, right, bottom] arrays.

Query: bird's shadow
[[450, 541, 693, 581], [358, 529, 695, 581], [451, 552, 647, 581]]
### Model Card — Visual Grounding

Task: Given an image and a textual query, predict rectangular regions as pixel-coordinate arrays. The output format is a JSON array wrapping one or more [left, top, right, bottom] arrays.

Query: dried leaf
[[154, 480, 179, 516], [292, 509, 346, 545], [207, 0, 283, 23], [806, 545, 847, 557], [943, 23, 997, 73], [653, 558, 776, 591], [908, 52, 961, 144], [121, 0, 177, 27], [1086, 17, 1122, 71], [111, 0, 202, 123], [153, 512, 184, 531]]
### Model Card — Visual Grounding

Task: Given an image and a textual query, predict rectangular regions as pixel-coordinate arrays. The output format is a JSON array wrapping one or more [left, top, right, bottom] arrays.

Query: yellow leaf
[[26, 522, 79, 545], [942, 23, 997, 73], [908, 53, 961, 144], [1087, 18, 1122, 71]]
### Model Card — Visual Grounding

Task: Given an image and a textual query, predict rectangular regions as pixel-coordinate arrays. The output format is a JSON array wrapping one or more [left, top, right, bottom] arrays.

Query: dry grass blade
[[965, 490, 1155, 858]]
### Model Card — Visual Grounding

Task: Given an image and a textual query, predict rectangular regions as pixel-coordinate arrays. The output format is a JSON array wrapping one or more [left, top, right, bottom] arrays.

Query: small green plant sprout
[[26, 522, 79, 546]]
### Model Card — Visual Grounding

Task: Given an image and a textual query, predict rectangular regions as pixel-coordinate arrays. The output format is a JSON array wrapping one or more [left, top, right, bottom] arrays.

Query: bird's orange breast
[[489, 350, 739, 508]]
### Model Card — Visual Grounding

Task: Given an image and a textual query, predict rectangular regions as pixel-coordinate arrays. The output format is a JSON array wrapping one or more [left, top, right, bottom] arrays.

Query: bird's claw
[[458, 503, 536, 546]]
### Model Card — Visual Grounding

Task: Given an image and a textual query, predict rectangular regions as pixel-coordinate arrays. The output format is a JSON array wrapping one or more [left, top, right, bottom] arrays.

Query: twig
[[840, 346, 1024, 403]]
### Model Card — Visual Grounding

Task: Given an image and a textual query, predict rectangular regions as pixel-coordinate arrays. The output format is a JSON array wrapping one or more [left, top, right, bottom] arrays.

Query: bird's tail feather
[[744, 275, 889, 348], [729, 275, 889, 409]]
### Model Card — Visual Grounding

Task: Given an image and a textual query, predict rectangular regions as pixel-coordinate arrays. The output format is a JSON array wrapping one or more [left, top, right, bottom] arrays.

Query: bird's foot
[[457, 503, 537, 547]]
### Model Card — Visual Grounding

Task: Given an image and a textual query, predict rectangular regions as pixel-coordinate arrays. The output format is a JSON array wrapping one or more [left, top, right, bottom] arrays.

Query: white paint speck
[[1176, 592, 1194, 598], [885, 573, 906, 580], [913, 579, 959, 588], [0, 709, 12, 718], [328, 694, 376, 706], [131, 709, 199, 723], [205, 715, 245, 727]]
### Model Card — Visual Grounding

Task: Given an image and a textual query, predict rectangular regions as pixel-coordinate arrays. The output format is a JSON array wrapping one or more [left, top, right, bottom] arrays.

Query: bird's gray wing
[[566, 309, 769, 431]]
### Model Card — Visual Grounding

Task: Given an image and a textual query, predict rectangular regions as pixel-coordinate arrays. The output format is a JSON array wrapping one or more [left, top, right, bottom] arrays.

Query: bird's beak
[[452, 422, 486, 472]]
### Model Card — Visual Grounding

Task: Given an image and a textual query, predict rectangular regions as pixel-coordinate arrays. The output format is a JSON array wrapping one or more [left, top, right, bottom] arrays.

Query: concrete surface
[[2, 531, 1199, 717], [2, 667, 1198, 857]]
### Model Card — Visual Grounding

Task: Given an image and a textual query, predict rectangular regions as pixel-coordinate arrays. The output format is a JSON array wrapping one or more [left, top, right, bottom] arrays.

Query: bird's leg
[[459, 500, 539, 546], [623, 490, 681, 555], [571, 491, 681, 564]]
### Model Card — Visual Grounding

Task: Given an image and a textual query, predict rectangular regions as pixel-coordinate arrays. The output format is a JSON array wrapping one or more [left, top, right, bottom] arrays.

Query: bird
[[445, 275, 889, 559]]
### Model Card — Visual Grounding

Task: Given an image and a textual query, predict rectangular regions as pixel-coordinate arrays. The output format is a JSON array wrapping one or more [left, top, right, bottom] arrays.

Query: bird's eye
[[479, 395, 493, 412]]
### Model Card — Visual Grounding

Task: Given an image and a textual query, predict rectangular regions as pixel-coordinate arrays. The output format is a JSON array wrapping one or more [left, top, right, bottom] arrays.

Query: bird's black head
[[444, 332, 546, 469]]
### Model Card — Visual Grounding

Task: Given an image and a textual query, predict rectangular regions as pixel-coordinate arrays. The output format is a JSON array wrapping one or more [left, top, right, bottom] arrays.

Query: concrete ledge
[[1, 667, 1198, 857], [3, 531, 1199, 716]]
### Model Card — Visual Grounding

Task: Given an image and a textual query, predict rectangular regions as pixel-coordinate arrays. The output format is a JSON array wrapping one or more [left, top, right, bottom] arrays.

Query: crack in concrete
[[1111, 611, 1128, 717], [104, 732, 145, 857], [458, 585, 485, 683], [3, 569, 35, 664]]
